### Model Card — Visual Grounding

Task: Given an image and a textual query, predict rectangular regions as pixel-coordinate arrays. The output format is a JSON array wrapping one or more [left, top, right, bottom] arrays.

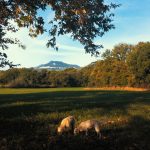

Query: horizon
[[1, 0, 150, 70]]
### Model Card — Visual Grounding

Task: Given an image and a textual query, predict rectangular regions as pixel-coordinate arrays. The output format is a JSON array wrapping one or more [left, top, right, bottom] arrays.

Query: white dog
[[57, 116, 75, 134]]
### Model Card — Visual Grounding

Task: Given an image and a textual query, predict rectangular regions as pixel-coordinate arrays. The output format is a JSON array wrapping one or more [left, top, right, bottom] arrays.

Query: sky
[[3, 0, 150, 68]]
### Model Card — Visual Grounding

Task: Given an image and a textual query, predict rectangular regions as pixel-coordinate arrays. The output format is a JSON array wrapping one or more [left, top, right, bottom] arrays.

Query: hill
[[37, 61, 80, 70]]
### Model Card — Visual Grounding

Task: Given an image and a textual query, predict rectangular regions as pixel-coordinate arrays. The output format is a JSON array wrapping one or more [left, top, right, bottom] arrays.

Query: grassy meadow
[[0, 88, 150, 150]]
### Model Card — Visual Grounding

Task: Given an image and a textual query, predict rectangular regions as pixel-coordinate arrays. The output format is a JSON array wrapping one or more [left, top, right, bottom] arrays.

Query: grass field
[[0, 88, 150, 150]]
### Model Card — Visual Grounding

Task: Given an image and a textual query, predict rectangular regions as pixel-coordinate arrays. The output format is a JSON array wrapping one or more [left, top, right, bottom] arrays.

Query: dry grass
[[84, 86, 149, 92]]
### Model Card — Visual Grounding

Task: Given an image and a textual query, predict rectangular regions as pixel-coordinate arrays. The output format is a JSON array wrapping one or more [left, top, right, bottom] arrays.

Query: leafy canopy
[[0, 0, 119, 67]]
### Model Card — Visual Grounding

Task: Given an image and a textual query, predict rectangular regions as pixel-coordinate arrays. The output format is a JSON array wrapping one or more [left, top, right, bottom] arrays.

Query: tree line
[[0, 42, 150, 88]]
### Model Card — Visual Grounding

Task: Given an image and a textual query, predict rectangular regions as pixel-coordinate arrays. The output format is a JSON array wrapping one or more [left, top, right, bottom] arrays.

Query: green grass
[[0, 88, 150, 150]]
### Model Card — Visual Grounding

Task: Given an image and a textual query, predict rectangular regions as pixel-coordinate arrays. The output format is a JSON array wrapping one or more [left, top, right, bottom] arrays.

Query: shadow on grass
[[0, 90, 150, 149], [0, 115, 150, 150], [0, 90, 150, 119]]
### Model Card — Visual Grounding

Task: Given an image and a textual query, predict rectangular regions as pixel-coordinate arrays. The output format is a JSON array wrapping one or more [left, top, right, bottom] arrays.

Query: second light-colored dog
[[74, 120, 102, 138]]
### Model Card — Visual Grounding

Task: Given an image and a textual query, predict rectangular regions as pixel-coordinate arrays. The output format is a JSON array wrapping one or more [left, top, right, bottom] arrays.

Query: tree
[[111, 43, 132, 62], [89, 44, 133, 87], [127, 42, 150, 87], [0, 0, 119, 68], [0, 68, 20, 85], [89, 60, 113, 86]]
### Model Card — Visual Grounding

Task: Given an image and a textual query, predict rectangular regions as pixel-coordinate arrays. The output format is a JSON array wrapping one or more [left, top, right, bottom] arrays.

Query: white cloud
[[57, 43, 83, 52]]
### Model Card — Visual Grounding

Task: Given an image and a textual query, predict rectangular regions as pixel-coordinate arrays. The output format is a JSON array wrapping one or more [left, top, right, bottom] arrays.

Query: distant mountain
[[37, 61, 80, 70]]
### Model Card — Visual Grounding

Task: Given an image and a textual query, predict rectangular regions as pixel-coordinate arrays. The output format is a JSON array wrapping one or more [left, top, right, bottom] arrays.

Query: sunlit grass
[[0, 87, 83, 94]]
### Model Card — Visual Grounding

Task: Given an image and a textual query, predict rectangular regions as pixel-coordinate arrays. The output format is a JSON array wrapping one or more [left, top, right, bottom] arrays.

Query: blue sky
[[4, 0, 150, 68]]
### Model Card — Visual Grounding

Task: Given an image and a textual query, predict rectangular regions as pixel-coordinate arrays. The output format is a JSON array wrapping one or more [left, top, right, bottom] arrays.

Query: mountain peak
[[37, 61, 80, 70]]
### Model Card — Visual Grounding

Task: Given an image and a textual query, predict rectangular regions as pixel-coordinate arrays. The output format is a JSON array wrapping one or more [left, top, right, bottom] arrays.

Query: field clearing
[[0, 88, 150, 150]]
